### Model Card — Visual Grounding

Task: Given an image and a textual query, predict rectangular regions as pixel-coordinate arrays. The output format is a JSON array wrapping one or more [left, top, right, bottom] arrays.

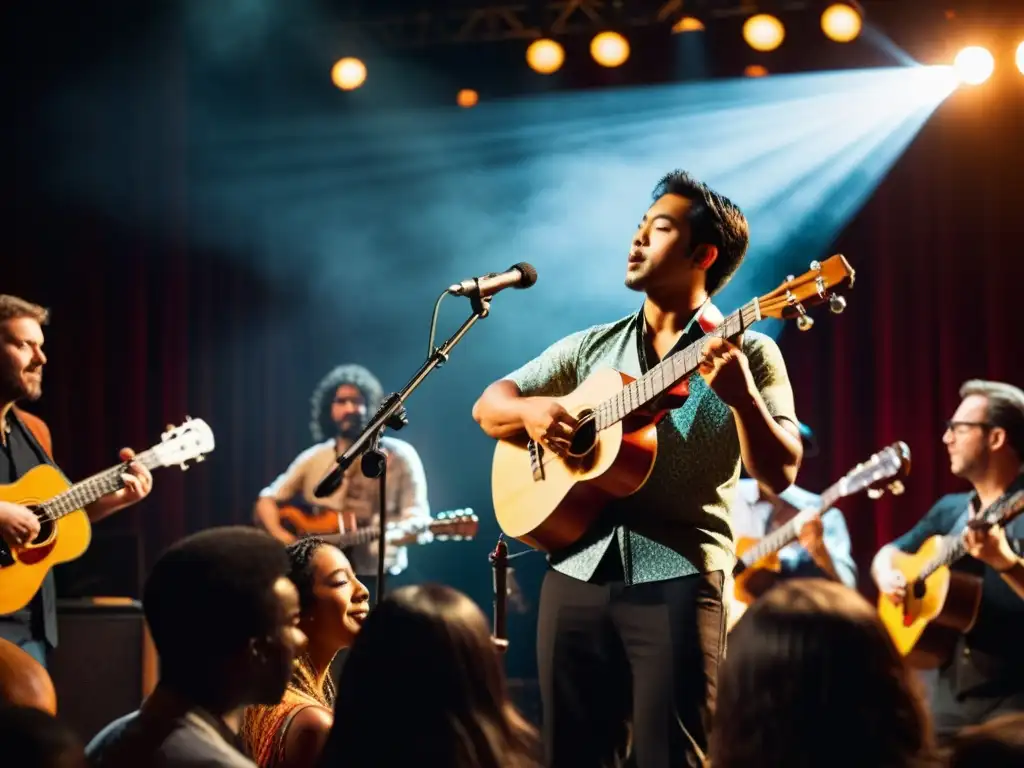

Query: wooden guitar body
[[0, 464, 91, 615], [732, 536, 782, 605], [877, 535, 982, 669], [0, 637, 57, 714], [492, 368, 675, 552], [278, 503, 341, 537]]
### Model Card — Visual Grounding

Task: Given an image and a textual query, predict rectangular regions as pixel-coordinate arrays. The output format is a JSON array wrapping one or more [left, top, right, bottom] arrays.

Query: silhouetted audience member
[[0, 704, 86, 768], [317, 583, 540, 768], [86, 527, 307, 767], [945, 712, 1024, 767], [711, 579, 935, 768]]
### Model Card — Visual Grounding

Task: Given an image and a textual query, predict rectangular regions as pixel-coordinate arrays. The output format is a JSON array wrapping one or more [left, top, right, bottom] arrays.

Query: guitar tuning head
[[796, 314, 815, 332], [179, 462, 190, 471], [829, 294, 847, 314], [887, 480, 905, 496], [867, 487, 884, 500]]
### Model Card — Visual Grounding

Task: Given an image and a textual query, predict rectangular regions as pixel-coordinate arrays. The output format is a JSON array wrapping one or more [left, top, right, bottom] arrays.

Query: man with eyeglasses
[[872, 379, 1024, 740]]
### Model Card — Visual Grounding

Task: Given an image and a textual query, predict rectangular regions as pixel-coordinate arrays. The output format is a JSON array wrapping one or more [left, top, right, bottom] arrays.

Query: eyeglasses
[[944, 420, 994, 434]]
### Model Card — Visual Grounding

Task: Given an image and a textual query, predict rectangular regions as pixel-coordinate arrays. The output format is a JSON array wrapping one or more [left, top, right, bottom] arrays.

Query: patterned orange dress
[[241, 657, 334, 768]]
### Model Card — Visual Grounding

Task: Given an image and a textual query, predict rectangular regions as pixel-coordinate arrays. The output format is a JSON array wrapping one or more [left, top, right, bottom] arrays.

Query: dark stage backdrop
[[3, 4, 1022, 678]]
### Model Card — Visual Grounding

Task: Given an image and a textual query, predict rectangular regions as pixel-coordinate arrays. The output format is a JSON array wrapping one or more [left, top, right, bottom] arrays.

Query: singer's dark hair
[[652, 170, 749, 295], [310, 364, 384, 442]]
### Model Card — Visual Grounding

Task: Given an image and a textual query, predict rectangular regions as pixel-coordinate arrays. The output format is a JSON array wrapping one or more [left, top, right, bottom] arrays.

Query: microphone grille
[[512, 262, 538, 289]]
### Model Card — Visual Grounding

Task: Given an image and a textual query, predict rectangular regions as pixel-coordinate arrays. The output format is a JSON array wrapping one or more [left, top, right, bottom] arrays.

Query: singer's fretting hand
[[520, 398, 577, 457]]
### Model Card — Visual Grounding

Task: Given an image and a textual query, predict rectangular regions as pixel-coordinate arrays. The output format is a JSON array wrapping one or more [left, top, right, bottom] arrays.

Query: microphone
[[448, 262, 538, 299]]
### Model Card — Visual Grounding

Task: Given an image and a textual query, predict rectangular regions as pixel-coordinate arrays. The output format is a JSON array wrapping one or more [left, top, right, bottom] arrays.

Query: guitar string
[[529, 302, 761, 476]]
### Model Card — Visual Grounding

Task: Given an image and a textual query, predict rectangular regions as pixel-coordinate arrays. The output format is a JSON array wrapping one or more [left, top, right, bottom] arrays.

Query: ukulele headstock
[[757, 255, 856, 331]]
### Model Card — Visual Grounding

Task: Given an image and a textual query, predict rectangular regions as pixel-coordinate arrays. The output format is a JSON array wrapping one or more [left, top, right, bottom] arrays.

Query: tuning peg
[[829, 294, 847, 314], [867, 487, 884, 500], [796, 314, 815, 332], [195, 455, 205, 463], [809, 260, 821, 271], [887, 480, 905, 496], [179, 463, 190, 471], [165, 424, 174, 432]]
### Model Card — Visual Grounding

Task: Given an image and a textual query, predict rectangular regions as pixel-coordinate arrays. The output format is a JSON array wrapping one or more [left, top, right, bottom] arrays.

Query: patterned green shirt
[[504, 308, 798, 585]]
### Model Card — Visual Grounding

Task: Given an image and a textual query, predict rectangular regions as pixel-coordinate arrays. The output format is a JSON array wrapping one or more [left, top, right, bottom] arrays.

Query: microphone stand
[[490, 535, 509, 655], [313, 293, 492, 604]]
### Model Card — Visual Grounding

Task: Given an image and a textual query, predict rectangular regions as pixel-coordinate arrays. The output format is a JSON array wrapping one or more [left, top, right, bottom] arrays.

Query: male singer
[[473, 170, 801, 768]]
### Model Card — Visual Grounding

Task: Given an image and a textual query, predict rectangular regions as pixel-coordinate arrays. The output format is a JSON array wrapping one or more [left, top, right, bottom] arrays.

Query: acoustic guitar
[[491, 255, 856, 551], [878, 488, 1024, 668], [277, 501, 344, 537], [728, 441, 911, 629], [0, 417, 215, 614]]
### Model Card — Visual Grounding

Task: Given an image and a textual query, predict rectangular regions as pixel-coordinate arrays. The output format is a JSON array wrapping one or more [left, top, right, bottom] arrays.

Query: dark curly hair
[[309, 364, 384, 441], [651, 170, 749, 295]]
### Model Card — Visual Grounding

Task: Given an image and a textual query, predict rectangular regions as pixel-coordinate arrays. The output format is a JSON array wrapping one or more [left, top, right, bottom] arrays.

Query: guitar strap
[[635, 297, 723, 375]]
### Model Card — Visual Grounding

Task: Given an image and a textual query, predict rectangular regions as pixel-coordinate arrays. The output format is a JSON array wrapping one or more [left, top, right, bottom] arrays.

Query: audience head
[[322, 583, 538, 768], [945, 712, 1024, 768], [143, 526, 306, 706], [0, 705, 85, 768], [286, 537, 370, 654], [712, 579, 933, 768]]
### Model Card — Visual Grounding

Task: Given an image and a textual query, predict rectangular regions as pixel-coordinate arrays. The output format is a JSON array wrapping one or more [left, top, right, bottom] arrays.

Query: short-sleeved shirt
[[890, 476, 1024, 695], [259, 436, 429, 575], [504, 308, 798, 585], [730, 479, 858, 589], [86, 689, 257, 768]]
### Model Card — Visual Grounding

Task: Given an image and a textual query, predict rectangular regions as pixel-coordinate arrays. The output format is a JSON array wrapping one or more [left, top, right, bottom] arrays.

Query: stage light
[[331, 57, 366, 91], [526, 38, 565, 75], [672, 17, 705, 34], [743, 14, 785, 53], [457, 89, 479, 108], [590, 31, 630, 68], [745, 65, 769, 78], [821, 4, 862, 43], [1017, 41, 1024, 75], [953, 46, 994, 85]]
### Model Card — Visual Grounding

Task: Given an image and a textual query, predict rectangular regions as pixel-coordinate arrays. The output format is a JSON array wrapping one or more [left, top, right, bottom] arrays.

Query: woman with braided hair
[[241, 537, 369, 768]]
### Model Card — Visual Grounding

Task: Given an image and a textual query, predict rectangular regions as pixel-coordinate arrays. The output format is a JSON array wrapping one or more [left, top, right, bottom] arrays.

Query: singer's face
[[332, 384, 367, 439], [626, 194, 701, 295]]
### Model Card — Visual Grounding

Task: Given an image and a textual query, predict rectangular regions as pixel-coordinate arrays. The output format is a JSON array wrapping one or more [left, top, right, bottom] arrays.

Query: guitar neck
[[39, 450, 161, 521], [323, 527, 384, 549], [738, 483, 842, 568], [918, 490, 1024, 581], [594, 301, 761, 430]]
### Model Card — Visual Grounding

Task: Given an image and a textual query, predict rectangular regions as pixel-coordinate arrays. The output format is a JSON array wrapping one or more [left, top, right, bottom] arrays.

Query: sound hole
[[566, 411, 597, 459], [31, 507, 54, 546]]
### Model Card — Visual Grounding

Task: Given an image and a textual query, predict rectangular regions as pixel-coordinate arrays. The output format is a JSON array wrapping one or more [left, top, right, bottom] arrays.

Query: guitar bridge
[[529, 440, 545, 482]]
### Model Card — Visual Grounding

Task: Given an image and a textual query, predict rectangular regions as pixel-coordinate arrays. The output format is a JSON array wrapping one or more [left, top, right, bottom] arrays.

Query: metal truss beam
[[345, 1, 815, 49]]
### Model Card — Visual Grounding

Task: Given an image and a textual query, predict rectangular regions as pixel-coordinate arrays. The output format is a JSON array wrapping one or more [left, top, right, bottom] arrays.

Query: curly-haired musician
[[253, 364, 430, 581]]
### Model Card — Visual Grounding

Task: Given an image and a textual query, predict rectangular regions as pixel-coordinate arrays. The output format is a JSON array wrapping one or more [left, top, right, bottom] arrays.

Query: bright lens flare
[[526, 38, 565, 75], [590, 31, 630, 68], [953, 46, 995, 86], [457, 89, 479, 108], [1016, 41, 1024, 76], [331, 57, 367, 91], [821, 4, 863, 43], [743, 15, 785, 53]]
